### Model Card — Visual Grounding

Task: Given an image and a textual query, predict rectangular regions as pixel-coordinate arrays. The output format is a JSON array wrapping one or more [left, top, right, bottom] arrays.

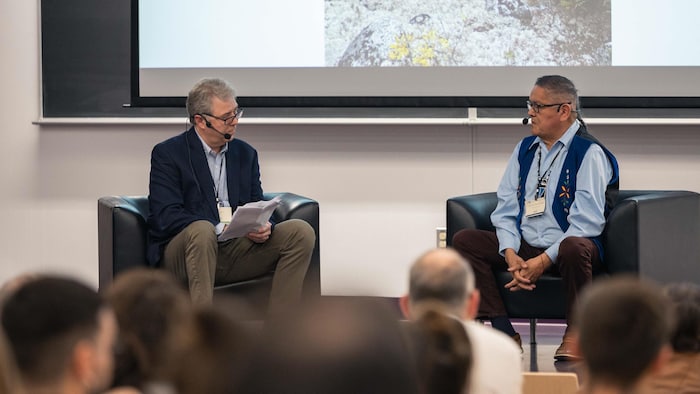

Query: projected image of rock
[[325, 0, 611, 66]]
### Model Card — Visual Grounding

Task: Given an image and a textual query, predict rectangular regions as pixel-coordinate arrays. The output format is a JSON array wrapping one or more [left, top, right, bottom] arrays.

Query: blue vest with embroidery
[[516, 126, 620, 260]]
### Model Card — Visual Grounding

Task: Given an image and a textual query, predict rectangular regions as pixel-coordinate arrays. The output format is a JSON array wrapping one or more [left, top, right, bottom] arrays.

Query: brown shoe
[[512, 333, 523, 353], [554, 334, 581, 361]]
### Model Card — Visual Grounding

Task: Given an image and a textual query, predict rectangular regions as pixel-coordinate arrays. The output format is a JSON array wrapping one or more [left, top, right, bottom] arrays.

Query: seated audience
[[574, 276, 674, 394], [640, 282, 700, 394], [234, 297, 420, 394], [104, 268, 193, 393], [1, 276, 117, 394], [399, 247, 522, 394]]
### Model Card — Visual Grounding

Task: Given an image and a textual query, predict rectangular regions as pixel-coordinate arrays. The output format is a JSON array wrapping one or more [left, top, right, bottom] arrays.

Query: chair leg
[[530, 318, 537, 345]]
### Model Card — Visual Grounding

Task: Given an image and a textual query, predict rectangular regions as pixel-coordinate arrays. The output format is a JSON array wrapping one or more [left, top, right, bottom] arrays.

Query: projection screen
[[132, 0, 700, 108]]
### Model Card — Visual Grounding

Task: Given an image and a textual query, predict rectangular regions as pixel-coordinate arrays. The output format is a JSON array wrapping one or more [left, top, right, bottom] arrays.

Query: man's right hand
[[504, 249, 530, 291]]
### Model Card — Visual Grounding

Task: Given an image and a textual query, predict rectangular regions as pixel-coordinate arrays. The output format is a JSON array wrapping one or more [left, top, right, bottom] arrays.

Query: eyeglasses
[[526, 100, 570, 113], [201, 108, 244, 125]]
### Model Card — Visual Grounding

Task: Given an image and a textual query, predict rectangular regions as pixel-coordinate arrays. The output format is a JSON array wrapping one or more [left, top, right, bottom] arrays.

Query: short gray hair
[[535, 75, 578, 107], [535, 75, 584, 124], [186, 78, 237, 121], [408, 248, 475, 314]]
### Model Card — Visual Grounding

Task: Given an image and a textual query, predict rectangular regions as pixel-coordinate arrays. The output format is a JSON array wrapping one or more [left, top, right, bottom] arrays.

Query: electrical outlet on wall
[[436, 227, 447, 248]]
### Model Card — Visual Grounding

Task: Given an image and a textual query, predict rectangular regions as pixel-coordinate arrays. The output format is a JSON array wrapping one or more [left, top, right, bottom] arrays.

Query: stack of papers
[[217, 196, 281, 241]]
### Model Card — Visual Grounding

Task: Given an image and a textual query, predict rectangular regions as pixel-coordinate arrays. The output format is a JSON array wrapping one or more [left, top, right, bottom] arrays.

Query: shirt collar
[[194, 127, 228, 156], [528, 119, 580, 151]]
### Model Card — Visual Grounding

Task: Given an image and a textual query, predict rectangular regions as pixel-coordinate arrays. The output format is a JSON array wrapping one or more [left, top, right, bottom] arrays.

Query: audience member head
[[168, 305, 253, 394], [104, 268, 192, 389], [404, 304, 473, 394], [236, 297, 419, 394], [1, 276, 117, 394], [186, 77, 236, 122], [401, 247, 479, 320], [664, 282, 700, 353], [574, 276, 673, 392]]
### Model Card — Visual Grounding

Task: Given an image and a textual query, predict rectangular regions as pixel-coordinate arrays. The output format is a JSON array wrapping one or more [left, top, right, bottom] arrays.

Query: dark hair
[[664, 282, 700, 353], [105, 268, 192, 388], [170, 306, 252, 394], [1, 276, 104, 383], [405, 307, 473, 394], [535, 75, 586, 127], [575, 276, 673, 390]]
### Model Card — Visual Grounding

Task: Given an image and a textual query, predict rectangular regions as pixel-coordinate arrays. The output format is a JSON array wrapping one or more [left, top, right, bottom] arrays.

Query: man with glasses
[[147, 78, 314, 315], [452, 75, 619, 361]]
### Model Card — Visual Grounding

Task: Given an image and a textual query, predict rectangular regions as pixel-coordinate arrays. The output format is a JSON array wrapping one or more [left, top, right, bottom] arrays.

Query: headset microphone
[[200, 115, 232, 140], [522, 117, 530, 125], [208, 123, 232, 140], [213, 126, 232, 140]]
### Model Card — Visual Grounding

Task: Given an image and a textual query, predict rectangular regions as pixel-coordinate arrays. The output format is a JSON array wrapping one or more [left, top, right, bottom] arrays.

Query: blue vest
[[516, 126, 620, 260]]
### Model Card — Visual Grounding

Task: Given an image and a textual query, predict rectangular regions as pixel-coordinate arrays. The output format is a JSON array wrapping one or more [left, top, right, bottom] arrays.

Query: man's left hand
[[246, 222, 272, 243], [512, 253, 552, 291]]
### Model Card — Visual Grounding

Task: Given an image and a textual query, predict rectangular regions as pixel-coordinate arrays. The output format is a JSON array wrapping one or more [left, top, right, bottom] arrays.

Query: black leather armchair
[[98, 193, 320, 316], [447, 190, 700, 342]]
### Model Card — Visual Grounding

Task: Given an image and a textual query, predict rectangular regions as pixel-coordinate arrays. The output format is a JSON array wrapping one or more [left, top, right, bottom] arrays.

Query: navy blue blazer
[[146, 127, 263, 266]]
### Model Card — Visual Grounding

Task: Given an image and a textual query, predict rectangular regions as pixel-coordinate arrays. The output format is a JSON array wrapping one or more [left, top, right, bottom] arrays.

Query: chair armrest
[[604, 191, 700, 283], [98, 196, 150, 290], [446, 192, 498, 246], [264, 192, 321, 296], [265, 192, 319, 229]]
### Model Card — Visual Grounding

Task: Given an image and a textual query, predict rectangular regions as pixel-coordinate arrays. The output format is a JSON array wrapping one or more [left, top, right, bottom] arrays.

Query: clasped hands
[[503, 249, 552, 292]]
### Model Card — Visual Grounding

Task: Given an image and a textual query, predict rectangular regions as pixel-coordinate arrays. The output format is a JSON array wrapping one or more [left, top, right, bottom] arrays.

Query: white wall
[[2, 1, 699, 296]]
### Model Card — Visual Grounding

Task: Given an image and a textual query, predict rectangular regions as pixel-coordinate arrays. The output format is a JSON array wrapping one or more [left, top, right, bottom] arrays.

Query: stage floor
[[512, 319, 583, 377]]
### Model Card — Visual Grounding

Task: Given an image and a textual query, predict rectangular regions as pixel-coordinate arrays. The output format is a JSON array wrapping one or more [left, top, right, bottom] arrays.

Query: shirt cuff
[[498, 236, 521, 257], [544, 242, 560, 263]]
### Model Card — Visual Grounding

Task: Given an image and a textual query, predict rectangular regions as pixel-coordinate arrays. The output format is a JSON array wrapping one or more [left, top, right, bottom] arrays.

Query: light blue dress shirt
[[195, 131, 229, 235], [490, 120, 613, 263]]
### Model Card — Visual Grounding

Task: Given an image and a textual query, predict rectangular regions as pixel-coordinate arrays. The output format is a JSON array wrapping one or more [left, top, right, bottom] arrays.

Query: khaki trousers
[[162, 219, 315, 315]]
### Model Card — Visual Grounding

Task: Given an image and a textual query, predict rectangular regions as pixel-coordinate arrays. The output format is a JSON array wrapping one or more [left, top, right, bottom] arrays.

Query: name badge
[[218, 205, 232, 224], [524, 198, 546, 217]]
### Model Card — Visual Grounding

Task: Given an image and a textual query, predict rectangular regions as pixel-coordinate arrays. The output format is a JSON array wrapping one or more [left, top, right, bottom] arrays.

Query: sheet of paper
[[217, 196, 281, 242]]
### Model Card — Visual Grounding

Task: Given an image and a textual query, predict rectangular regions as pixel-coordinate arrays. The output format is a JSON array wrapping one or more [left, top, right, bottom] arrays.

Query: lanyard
[[214, 155, 226, 205], [535, 145, 562, 199]]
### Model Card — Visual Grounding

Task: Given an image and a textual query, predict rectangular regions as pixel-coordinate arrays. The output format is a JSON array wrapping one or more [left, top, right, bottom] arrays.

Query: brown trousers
[[452, 229, 601, 326], [162, 219, 315, 315]]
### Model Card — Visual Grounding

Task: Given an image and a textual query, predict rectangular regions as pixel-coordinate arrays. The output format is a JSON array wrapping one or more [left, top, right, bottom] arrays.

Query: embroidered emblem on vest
[[559, 168, 572, 213]]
